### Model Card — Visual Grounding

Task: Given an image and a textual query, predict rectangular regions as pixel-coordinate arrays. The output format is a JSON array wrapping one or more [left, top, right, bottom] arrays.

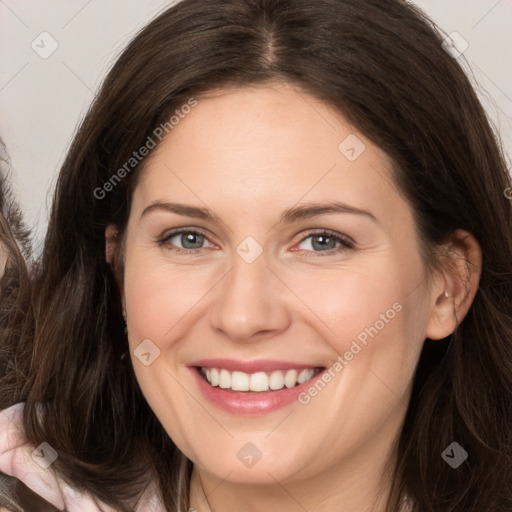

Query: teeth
[[250, 372, 269, 392], [269, 370, 284, 390], [231, 371, 249, 391], [201, 367, 316, 392], [210, 368, 219, 386], [297, 369, 312, 384], [219, 369, 231, 389], [284, 369, 298, 388]]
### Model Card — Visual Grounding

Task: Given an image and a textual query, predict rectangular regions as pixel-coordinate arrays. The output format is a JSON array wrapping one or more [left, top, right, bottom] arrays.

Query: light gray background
[[1, 0, 511, 250]]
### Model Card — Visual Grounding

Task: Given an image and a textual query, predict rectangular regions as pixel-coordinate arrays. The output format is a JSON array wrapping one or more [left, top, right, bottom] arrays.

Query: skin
[[107, 82, 481, 512]]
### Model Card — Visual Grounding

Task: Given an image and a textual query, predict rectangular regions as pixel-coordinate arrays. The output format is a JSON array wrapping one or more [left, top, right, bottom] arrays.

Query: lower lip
[[190, 367, 324, 415]]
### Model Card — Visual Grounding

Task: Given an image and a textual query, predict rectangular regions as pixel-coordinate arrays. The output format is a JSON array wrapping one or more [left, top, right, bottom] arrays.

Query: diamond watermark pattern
[[237, 442, 263, 468], [134, 338, 161, 366], [441, 441, 468, 469], [31, 442, 58, 469], [236, 236, 263, 264], [338, 134, 366, 162], [442, 32, 469, 59], [31, 31, 59, 59]]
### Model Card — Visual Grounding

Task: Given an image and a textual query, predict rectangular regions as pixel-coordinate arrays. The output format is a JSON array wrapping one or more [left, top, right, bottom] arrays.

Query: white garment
[[0, 402, 166, 511]]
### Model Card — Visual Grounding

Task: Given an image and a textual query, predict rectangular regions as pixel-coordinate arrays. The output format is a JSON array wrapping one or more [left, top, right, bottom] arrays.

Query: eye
[[157, 228, 353, 256], [159, 229, 214, 253], [294, 230, 354, 255]]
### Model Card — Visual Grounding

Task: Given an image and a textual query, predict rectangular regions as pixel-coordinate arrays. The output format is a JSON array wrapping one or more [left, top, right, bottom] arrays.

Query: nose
[[208, 249, 291, 343]]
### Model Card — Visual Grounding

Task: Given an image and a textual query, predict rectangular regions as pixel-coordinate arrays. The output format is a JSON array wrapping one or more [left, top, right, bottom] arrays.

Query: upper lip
[[189, 358, 323, 373]]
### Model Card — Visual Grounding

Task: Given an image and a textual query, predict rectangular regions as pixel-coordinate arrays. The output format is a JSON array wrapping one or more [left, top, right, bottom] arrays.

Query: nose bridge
[[209, 243, 290, 341]]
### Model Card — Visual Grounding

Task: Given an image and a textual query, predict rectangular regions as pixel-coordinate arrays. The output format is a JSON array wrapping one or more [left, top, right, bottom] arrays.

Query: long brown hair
[[2, 0, 512, 510], [0, 141, 47, 510], [0, 140, 32, 399]]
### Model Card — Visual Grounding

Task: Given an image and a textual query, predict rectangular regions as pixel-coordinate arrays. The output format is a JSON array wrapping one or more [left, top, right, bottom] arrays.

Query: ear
[[105, 224, 125, 310], [425, 229, 482, 340], [105, 224, 118, 264]]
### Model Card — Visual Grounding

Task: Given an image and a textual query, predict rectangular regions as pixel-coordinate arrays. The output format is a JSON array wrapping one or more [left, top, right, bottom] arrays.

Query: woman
[[1, 0, 511, 510]]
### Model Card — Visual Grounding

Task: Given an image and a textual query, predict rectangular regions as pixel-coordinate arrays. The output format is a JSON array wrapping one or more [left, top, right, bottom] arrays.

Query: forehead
[[133, 83, 408, 229]]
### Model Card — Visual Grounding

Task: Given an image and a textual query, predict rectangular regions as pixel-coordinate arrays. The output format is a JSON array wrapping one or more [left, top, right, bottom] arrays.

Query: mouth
[[196, 366, 324, 393], [188, 360, 328, 415]]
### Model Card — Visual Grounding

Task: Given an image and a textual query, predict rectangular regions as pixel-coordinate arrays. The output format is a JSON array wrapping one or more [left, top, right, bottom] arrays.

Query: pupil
[[182, 233, 203, 249], [312, 235, 335, 251]]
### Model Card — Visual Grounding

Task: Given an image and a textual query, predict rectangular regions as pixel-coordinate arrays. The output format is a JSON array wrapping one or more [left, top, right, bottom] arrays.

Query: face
[[120, 83, 438, 485]]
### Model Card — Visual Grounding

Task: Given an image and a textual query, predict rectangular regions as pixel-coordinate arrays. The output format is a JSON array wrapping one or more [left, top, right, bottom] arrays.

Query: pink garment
[[0, 402, 166, 511]]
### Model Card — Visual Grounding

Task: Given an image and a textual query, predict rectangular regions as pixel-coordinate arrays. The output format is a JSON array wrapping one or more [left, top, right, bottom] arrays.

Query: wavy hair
[[0, 140, 44, 510], [1, 0, 511, 510], [0, 140, 32, 401]]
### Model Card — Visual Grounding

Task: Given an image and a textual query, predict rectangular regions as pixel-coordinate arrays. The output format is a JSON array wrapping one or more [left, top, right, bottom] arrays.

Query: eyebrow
[[140, 200, 379, 225]]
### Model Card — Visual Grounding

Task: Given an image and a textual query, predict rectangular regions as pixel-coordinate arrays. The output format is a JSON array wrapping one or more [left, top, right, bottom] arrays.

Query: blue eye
[[160, 230, 211, 252], [295, 231, 354, 255], [158, 228, 353, 256]]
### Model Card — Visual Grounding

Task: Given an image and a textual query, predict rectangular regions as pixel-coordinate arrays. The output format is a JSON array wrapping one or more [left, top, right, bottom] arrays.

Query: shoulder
[[0, 402, 25, 479], [0, 403, 114, 511], [1, 402, 60, 510], [0, 403, 166, 511]]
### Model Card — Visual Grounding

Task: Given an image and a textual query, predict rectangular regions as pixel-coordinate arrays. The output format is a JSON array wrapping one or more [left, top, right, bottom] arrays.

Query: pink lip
[[188, 361, 325, 416], [189, 358, 318, 373]]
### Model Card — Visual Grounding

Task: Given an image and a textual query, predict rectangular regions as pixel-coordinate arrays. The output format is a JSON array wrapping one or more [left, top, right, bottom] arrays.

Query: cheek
[[282, 248, 428, 402], [278, 259, 412, 355], [122, 249, 214, 460], [123, 249, 215, 343], [286, 270, 426, 465]]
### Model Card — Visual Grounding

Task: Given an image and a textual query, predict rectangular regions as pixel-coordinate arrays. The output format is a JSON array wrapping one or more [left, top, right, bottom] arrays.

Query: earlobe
[[425, 288, 456, 341], [425, 229, 482, 341]]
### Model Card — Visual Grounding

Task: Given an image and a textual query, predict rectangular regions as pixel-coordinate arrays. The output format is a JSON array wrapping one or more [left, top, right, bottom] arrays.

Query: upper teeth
[[202, 368, 316, 392]]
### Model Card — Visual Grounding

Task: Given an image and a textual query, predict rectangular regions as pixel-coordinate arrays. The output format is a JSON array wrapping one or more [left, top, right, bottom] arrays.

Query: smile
[[189, 359, 327, 415], [199, 367, 322, 392]]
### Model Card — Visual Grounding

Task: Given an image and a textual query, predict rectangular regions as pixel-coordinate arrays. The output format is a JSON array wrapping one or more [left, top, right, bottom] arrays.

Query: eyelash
[[157, 228, 354, 257]]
